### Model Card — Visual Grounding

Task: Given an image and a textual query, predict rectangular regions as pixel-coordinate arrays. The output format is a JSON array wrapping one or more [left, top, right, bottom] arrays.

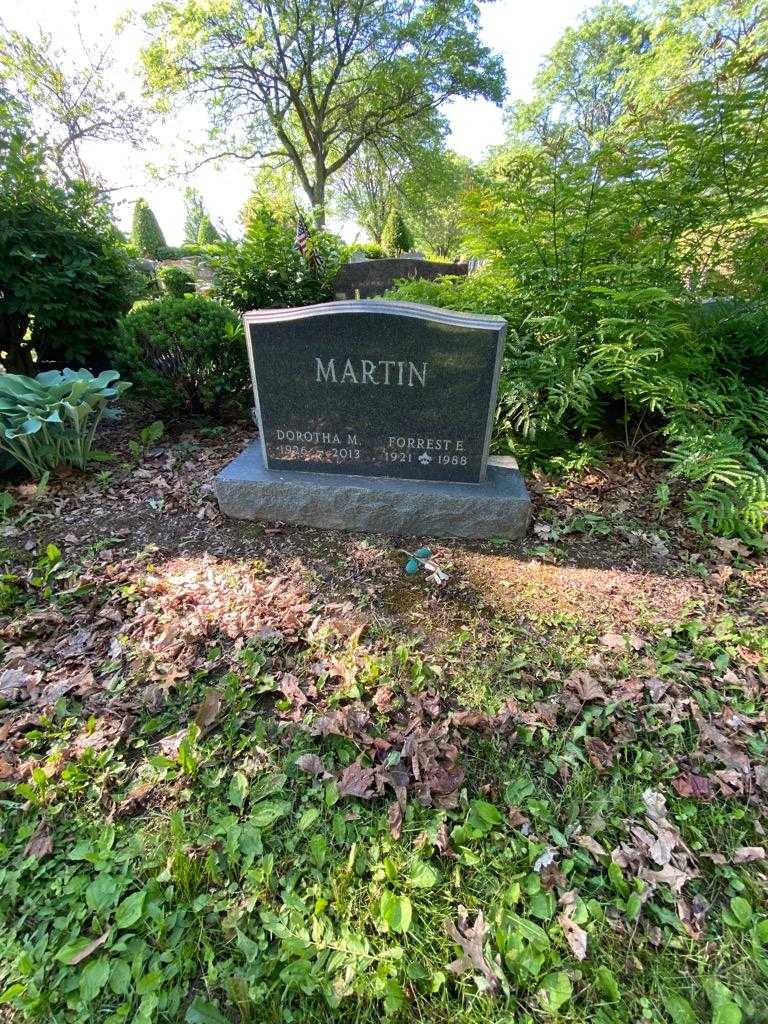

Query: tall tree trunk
[[312, 161, 327, 229]]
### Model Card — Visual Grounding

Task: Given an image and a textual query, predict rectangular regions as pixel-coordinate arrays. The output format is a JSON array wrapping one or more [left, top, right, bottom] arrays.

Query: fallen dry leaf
[[68, 929, 110, 965], [599, 632, 625, 650], [445, 907, 498, 994], [194, 689, 223, 732], [733, 846, 765, 864], [676, 895, 706, 939], [70, 715, 134, 759], [338, 760, 375, 799], [672, 772, 714, 801], [296, 753, 327, 777], [558, 911, 588, 960], [712, 537, 750, 558], [388, 800, 404, 840], [639, 863, 695, 893], [565, 670, 607, 704], [573, 834, 608, 858], [435, 821, 451, 856], [534, 848, 557, 872], [114, 783, 155, 818], [586, 736, 613, 771], [23, 821, 53, 860]]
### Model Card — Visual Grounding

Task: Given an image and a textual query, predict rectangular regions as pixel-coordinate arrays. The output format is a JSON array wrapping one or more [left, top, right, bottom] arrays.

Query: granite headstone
[[215, 300, 531, 538]]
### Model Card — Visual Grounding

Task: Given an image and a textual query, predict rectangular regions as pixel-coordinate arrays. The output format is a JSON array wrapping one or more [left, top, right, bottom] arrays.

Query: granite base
[[214, 443, 532, 540]]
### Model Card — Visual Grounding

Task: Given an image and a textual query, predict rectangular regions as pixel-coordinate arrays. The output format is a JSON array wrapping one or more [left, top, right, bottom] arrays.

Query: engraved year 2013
[[277, 444, 361, 461]]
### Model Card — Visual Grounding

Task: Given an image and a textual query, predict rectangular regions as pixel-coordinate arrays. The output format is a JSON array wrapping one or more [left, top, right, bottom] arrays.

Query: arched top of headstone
[[243, 298, 506, 333]]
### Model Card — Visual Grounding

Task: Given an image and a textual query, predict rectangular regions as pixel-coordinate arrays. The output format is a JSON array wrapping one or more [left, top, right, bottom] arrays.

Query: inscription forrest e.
[[244, 300, 506, 484]]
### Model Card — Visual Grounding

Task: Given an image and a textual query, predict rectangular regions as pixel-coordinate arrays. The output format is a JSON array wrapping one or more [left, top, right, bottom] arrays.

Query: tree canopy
[[140, 0, 505, 226], [0, 19, 151, 188]]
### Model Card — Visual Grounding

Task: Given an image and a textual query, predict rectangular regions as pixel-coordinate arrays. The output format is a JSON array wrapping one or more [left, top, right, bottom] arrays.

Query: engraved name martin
[[315, 357, 428, 387]]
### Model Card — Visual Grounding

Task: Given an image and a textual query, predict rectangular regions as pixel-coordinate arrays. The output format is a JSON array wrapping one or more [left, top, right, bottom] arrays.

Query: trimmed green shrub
[[381, 209, 414, 257], [117, 296, 245, 413], [197, 215, 220, 245], [158, 266, 196, 298], [0, 369, 130, 479], [209, 204, 343, 313], [1, 141, 139, 372], [131, 198, 167, 259], [356, 242, 385, 260]]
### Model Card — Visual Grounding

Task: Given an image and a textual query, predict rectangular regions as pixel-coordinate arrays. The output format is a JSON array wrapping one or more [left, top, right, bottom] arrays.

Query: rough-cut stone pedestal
[[215, 442, 531, 540]]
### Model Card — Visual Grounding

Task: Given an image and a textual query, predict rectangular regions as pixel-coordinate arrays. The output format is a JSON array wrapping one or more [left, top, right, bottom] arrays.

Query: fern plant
[[388, 271, 768, 543]]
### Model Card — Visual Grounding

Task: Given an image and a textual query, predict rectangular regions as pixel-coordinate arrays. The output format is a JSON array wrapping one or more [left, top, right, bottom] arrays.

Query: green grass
[[1, 552, 767, 1023]]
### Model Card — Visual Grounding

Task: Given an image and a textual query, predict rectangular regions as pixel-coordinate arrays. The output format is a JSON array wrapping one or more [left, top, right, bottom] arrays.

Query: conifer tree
[[197, 214, 221, 244], [183, 187, 206, 244], [381, 208, 414, 257], [131, 198, 166, 258]]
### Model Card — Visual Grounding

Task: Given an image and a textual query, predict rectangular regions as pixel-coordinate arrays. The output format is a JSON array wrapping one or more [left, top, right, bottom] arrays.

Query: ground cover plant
[[0, 414, 766, 1023]]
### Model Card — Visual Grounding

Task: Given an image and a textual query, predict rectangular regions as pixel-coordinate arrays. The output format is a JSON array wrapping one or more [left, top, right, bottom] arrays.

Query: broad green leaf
[[80, 958, 110, 1001], [309, 834, 328, 867], [136, 972, 163, 995], [506, 913, 550, 948], [55, 931, 109, 965], [530, 889, 555, 921], [0, 983, 27, 1003], [380, 890, 412, 934], [86, 875, 120, 914], [115, 890, 146, 929], [538, 971, 572, 1012], [228, 771, 249, 809], [185, 997, 229, 1023], [626, 892, 642, 921], [109, 959, 131, 995], [608, 861, 629, 897], [298, 807, 320, 831], [704, 978, 742, 1024], [468, 799, 503, 830], [713, 1005, 742, 1024], [595, 966, 620, 1002], [250, 772, 288, 803], [409, 860, 439, 888], [383, 978, 408, 1014], [661, 992, 697, 1024], [729, 896, 752, 928], [249, 800, 290, 828]]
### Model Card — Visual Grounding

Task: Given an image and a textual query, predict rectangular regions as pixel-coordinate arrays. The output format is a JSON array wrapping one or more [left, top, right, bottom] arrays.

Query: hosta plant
[[0, 369, 131, 479]]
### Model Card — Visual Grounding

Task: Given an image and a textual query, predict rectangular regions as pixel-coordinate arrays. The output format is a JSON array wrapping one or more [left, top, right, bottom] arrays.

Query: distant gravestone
[[215, 300, 531, 538], [333, 257, 468, 299]]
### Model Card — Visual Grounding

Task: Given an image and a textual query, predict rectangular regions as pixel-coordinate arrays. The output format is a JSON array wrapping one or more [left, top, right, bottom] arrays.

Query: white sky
[[3, 0, 592, 243]]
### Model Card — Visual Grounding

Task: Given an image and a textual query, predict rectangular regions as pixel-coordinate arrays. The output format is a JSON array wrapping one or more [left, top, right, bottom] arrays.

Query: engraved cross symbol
[[418, 451, 433, 465]]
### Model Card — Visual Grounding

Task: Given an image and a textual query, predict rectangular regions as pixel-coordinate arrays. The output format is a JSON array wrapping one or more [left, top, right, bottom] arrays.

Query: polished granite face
[[246, 304, 505, 484]]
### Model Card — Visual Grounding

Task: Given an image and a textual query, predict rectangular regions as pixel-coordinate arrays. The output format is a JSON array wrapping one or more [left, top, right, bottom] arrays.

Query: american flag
[[294, 212, 325, 272], [294, 213, 310, 256]]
